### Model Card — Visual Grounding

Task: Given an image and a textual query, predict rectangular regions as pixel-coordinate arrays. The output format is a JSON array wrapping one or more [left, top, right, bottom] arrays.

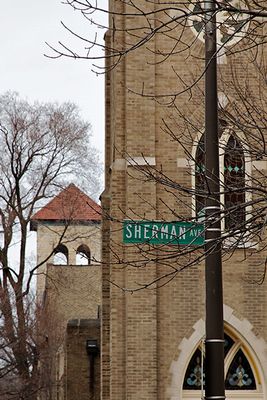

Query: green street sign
[[123, 220, 204, 246]]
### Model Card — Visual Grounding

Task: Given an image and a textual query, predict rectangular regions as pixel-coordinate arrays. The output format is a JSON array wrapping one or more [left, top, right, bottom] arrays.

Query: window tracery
[[182, 331, 257, 392], [226, 348, 256, 390], [224, 135, 245, 230], [195, 131, 246, 230]]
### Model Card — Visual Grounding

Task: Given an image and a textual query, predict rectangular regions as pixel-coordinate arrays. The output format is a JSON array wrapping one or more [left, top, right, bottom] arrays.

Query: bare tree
[[0, 92, 101, 399], [47, 1, 267, 72]]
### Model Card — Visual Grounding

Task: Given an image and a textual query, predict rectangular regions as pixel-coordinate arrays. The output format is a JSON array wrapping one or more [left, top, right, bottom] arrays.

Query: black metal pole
[[204, 1, 225, 400]]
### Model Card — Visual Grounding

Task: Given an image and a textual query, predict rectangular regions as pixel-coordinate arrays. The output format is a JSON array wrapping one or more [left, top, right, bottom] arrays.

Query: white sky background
[[0, 0, 108, 159], [0, 1, 108, 271]]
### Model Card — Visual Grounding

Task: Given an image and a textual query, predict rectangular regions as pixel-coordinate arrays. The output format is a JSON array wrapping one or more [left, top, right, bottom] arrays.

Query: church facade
[[101, 2, 267, 400]]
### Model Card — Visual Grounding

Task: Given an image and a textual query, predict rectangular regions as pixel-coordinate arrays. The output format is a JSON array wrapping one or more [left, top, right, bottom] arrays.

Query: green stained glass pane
[[193, 20, 203, 33], [193, 2, 202, 13], [221, 33, 230, 44], [195, 135, 205, 216]]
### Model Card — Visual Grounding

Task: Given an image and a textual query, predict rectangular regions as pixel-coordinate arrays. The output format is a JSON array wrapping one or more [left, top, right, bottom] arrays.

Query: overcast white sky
[[0, 1, 108, 160], [0, 1, 108, 266]]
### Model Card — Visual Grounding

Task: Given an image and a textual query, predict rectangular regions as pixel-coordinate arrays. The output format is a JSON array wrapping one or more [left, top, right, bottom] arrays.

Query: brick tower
[[102, 2, 267, 400], [32, 184, 102, 399]]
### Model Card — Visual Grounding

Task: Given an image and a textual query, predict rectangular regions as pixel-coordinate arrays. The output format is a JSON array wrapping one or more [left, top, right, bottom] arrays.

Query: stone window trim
[[167, 304, 267, 400], [191, 129, 252, 236]]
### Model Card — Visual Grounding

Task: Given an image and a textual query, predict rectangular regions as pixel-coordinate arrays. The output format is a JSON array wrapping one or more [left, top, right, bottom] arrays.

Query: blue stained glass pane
[[183, 334, 256, 391], [225, 349, 256, 390], [183, 348, 205, 390], [224, 333, 234, 356]]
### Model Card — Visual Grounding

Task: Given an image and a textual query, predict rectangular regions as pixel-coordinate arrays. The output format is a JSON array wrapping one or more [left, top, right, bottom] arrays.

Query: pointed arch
[[192, 127, 251, 233], [182, 330, 258, 392], [224, 134, 246, 230], [168, 305, 267, 400], [225, 348, 256, 390], [183, 347, 204, 390], [194, 134, 205, 218]]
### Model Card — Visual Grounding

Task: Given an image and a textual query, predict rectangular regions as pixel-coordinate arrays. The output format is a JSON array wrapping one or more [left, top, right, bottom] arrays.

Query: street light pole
[[204, 1, 225, 400]]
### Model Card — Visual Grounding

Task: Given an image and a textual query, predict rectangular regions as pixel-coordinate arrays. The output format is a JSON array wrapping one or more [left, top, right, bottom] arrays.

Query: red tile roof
[[31, 184, 101, 223]]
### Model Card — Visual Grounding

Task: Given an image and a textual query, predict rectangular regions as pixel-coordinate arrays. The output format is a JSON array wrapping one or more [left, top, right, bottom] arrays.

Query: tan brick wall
[[102, 2, 267, 399], [36, 222, 101, 299], [36, 218, 102, 400], [45, 265, 101, 327], [65, 319, 100, 400]]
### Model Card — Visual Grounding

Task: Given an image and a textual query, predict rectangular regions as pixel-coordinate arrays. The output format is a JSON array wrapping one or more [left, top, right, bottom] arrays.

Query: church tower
[[31, 183, 101, 307], [102, 2, 267, 400], [31, 184, 102, 400]]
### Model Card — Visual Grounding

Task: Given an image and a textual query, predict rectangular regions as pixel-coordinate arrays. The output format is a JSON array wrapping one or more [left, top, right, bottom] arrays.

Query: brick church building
[[101, 2, 267, 400]]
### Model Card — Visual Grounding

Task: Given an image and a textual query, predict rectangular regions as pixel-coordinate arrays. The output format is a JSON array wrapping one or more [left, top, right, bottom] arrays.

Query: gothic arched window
[[195, 135, 205, 219], [183, 347, 204, 390], [183, 331, 258, 393], [195, 132, 246, 230], [224, 135, 245, 230], [53, 244, 68, 265], [76, 244, 91, 265], [225, 348, 256, 390]]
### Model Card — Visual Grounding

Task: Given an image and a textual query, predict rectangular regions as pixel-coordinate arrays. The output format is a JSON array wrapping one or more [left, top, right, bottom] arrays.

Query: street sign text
[[123, 221, 204, 246]]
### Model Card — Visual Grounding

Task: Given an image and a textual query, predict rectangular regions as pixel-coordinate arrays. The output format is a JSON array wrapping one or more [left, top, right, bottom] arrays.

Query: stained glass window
[[189, 0, 250, 47], [224, 135, 245, 230], [224, 333, 234, 357], [195, 135, 205, 219], [195, 132, 246, 230], [183, 333, 257, 392], [183, 348, 205, 390], [225, 349, 256, 390]]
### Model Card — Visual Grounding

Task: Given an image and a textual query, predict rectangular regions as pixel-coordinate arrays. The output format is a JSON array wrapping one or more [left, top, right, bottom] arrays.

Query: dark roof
[[31, 184, 101, 223]]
